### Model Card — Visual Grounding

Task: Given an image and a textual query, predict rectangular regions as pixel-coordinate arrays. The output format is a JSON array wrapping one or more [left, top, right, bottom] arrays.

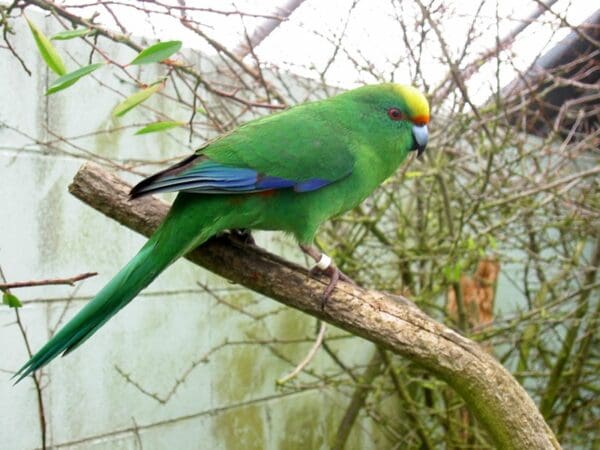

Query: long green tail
[[14, 197, 219, 383]]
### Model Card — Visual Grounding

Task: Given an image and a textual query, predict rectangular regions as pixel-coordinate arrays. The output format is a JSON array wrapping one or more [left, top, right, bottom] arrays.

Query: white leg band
[[316, 253, 332, 270]]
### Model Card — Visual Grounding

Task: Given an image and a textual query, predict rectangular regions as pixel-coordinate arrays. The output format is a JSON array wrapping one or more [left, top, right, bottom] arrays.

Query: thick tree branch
[[68, 162, 560, 450]]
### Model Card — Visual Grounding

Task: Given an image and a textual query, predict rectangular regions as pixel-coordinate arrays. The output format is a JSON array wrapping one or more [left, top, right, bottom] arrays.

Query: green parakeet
[[15, 83, 429, 382]]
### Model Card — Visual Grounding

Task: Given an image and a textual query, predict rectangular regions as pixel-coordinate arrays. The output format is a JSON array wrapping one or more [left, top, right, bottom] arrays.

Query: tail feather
[[14, 199, 216, 383]]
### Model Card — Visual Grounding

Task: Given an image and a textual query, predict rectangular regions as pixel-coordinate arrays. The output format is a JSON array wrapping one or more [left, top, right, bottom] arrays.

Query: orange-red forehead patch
[[413, 114, 430, 126]]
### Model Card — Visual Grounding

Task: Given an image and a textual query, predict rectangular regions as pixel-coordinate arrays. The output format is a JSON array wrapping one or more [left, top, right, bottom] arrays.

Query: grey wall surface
[[0, 11, 381, 450]]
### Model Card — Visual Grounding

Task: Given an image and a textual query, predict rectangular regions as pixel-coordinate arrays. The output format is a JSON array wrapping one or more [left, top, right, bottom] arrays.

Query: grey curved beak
[[411, 124, 428, 158]]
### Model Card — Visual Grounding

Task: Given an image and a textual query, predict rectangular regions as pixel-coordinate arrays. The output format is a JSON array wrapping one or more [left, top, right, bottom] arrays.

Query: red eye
[[387, 108, 404, 121]]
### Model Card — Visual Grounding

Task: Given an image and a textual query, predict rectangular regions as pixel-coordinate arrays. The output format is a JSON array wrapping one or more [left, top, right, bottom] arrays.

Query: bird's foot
[[310, 264, 356, 309], [300, 244, 356, 310], [228, 228, 256, 246]]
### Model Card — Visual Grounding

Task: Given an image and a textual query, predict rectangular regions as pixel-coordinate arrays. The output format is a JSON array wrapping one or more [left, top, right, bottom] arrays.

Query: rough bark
[[68, 162, 561, 450]]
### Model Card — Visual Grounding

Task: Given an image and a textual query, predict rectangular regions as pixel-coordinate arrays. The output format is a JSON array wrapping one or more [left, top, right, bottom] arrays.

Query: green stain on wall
[[212, 403, 266, 450], [94, 116, 124, 159], [36, 172, 65, 267], [272, 393, 325, 450], [214, 345, 266, 404], [272, 308, 314, 341]]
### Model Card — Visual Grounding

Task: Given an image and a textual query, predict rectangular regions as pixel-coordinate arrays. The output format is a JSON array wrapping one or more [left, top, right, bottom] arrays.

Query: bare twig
[[0, 272, 97, 290], [233, 0, 306, 58], [277, 320, 326, 384]]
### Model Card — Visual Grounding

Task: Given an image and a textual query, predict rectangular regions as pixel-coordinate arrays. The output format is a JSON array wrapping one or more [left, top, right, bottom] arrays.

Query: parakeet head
[[343, 83, 430, 157], [390, 84, 429, 157]]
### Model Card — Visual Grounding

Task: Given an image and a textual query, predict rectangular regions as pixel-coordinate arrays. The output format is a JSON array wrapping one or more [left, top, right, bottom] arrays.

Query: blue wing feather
[[294, 179, 330, 192], [131, 155, 347, 198]]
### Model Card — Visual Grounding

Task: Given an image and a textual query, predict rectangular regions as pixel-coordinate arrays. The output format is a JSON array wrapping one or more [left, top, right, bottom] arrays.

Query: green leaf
[[467, 237, 476, 250], [25, 17, 67, 75], [113, 82, 165, 117], [420, 379, 445, 390], [134, 121, 185, 135], [443, 263, 462, 283], [130, 40, 182, 65], [2, 292, 22, 308], [51, 28, 93, 40], [46, 63, 104, 95]]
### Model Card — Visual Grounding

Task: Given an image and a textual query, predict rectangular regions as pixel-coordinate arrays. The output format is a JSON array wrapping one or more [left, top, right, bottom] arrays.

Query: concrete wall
[[0, 12, 382, 450]]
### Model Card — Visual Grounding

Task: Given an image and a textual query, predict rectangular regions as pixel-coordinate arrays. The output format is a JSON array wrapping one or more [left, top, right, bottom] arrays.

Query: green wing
[[130, 101, 356, 198]]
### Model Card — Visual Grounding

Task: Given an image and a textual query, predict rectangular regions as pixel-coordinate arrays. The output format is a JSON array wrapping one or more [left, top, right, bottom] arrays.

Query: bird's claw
[[310, 265, 356, 310], [299, 244, 356, 310], [228, 228, 256, 246]]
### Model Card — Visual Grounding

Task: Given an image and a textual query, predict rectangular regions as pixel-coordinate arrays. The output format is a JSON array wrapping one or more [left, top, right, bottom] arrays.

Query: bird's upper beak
[[411, 124, 428, 158]]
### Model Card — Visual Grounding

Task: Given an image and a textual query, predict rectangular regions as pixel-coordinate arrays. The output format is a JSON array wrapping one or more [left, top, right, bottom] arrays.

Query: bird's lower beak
[[411, 124, 428, 158]]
